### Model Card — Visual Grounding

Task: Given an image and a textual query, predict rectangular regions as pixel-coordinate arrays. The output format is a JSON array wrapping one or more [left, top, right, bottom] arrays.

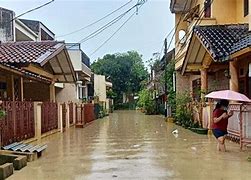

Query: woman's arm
[[213, 112, 228, 123]]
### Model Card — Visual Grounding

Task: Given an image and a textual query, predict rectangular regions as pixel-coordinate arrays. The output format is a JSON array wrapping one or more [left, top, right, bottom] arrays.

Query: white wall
[[94, 74, 106, 102], [55, 83, 79, 103], [68, 50, 81, 71]]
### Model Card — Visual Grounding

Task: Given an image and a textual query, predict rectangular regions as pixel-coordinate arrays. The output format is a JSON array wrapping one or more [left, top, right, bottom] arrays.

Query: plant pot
[[191, 128, 208, 135]]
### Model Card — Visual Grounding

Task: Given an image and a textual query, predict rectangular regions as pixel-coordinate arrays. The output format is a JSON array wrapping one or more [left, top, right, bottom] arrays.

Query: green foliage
[[175, 92, 192, 128], [160, 60, 176, 112], [106, 89, 117, 99], [91, 51, 148, 104], [0, 110, 6, 119], [137, 89, 157, 115]]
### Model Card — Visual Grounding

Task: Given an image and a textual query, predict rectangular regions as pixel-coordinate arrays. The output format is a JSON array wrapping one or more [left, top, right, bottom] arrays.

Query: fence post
[[240, 104, 243, 150], [58, 103, 63, 133], [66, 103, 70, 128], [73, 103, 76, 124], [34, 102, 42, 142]]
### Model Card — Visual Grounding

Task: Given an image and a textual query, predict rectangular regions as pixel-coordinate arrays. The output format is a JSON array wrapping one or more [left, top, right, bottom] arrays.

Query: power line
[[56, 0, 133, 38], [157, 0, 189, 60], [90, 2, 146, 57], [67, 0, 146, 49], [12, 0, 55, 21]]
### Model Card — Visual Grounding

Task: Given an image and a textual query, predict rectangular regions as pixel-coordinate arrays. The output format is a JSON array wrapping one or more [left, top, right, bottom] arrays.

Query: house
[[0, 41, 76, 101], [89, 74, 113, 113], [170, 0, 250, 98], [0, 7, 94, 104], [146, 49, 175, 109], [0, 7, 54, 42], [170, 0, 251, 149], [55, 43, 92, 103]]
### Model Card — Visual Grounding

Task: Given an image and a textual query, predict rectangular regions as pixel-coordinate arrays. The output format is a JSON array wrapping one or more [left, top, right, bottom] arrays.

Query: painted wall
[[236, 0, 249, 23], [212, 0, 237, 24], [67, 50, 81, 71], [55, 83, 79, 103], [94, 74, 106, 102]]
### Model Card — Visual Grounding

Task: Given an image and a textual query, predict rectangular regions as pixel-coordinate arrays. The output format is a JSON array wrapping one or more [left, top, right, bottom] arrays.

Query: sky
[[1, 0, 174, 65]]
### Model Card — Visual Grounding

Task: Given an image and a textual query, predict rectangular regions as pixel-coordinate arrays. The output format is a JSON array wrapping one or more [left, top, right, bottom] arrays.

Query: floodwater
[[9, 111, 251, 180]]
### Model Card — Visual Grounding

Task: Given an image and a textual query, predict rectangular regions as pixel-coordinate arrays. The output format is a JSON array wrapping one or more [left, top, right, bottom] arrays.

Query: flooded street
[[10, 111, 251, 180]]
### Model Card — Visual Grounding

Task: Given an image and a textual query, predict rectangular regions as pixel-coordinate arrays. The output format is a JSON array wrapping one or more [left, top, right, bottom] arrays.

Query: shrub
[[175, 92, 192, 127], [137, 89, 157, 115]]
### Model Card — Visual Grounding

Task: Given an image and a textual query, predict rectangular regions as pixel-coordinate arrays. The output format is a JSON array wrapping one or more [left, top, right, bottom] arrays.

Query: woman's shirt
[[212, 108, 228, 132]]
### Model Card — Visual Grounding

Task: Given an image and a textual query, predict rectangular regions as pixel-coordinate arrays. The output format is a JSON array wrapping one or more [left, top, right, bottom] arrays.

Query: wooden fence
[[0, 101, 96, 146], [0, 101, 35, 146], [41, 102, 58, 134]]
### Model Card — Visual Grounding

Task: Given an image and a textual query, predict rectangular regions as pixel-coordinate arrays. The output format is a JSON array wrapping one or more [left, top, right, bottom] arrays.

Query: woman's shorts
[[212, 129, 228, 139]]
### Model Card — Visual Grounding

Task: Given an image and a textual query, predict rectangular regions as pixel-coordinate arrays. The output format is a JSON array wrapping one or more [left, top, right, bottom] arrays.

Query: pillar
[[34, 102, 42, 143], [200, 68, 208, 99], [20, 77, 24, 101], [49, 82, 56, 102], [11, 75, 14, 101], [229, 60, 239, 92]]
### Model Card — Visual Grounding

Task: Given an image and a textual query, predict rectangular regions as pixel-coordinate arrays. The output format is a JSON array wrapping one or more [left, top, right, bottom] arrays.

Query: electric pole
[[164, 38, 168, 118]]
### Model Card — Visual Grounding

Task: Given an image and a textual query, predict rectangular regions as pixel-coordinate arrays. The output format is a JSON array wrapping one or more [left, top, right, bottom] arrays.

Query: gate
[[0, 101, 35, 146], [41, 102, 58, 134]]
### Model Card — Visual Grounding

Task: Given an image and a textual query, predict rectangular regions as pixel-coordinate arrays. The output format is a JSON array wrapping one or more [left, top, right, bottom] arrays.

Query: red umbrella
[[205, 90, 251, 102]]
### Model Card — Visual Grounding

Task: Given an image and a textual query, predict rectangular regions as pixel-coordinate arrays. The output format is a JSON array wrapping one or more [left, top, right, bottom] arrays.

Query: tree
[[91, 51, 148, 105]]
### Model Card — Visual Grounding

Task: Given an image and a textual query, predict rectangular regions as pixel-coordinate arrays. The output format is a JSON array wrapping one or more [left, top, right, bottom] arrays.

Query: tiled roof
[[194, 24, 248, 61], [0, 41, 64, 64], [231, 32, 251, 54]]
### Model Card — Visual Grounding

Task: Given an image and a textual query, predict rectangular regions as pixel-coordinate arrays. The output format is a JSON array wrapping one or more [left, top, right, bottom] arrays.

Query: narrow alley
[[9, 111, 251, 180]]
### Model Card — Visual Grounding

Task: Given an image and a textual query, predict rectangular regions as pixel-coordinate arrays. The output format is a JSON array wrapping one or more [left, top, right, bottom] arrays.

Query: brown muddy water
[[9, 111, 251, 180]]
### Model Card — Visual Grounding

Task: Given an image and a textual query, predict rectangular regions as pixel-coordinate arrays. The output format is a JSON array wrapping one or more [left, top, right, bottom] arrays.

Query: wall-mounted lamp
[[224, 69, 231, 79]]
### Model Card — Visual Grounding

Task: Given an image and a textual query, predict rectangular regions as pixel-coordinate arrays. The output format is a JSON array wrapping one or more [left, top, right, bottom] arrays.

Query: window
[[244, 0, 249, 17], [204, 0, 211, 18]]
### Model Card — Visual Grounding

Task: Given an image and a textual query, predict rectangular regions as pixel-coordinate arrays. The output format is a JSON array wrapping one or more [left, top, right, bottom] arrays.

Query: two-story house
[[170, 0, 251, 148], [171, 0, 251, 99], [55, 43, 92, 103], [0, 7, 93, 103]]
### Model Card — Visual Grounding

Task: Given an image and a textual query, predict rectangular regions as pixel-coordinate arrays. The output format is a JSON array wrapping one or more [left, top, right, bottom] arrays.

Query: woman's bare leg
[[218, 136, 226, 152], [217, 142, 220, 151]]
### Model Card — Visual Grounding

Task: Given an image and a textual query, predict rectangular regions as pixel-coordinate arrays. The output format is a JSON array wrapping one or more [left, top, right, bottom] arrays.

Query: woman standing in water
[[212, 99, 233, 152]]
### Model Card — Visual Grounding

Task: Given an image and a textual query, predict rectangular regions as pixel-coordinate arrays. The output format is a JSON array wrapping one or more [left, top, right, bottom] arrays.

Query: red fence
[[75, 103, 94, 127], [84, 104, 95, 123], [41, 102, 58, 134], [69, 102, 74, 125], [0, 101, 35, 146]]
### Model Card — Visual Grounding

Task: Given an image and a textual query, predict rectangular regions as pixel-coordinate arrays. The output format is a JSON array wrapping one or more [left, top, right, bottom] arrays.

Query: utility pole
[[164, 38, 168, 118]]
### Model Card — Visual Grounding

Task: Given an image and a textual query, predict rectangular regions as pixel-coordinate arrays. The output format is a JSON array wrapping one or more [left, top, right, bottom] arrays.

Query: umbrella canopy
[[205, 90, 251, 102]]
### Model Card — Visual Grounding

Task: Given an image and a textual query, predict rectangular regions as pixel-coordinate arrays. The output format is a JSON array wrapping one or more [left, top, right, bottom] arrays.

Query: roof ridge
[[194, 23, 248, 29], [1, 41, 64, 45]]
